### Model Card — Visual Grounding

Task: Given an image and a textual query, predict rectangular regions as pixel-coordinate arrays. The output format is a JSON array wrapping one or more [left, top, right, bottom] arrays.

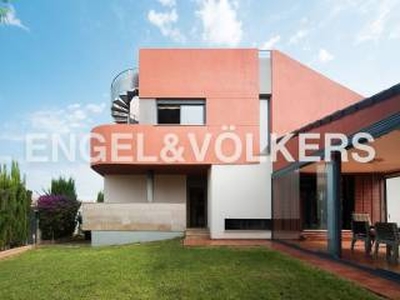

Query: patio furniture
[[352, 213, 371, 224], [374, 222, 400, 263], [351, 218, 374, 254]]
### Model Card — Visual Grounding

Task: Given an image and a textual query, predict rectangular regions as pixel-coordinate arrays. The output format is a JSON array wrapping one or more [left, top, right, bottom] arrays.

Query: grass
[[0, 239, 379, 300]]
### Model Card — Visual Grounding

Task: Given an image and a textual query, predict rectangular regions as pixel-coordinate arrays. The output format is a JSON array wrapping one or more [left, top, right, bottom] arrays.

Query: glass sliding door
[[272, 169, 301, 240]]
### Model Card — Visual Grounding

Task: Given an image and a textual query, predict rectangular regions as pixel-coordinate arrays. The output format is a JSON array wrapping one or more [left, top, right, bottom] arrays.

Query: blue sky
[[0, 0, 399, 200]]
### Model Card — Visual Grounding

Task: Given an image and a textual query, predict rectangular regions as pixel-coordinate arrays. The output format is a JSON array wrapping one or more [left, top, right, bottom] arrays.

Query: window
[[157, 100, 205, 125], [157, 104, 180, 124], [225, 219, 271, 230]]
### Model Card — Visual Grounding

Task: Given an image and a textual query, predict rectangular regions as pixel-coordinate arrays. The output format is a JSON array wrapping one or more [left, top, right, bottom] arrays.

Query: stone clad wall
[[82, 203, 186, 231]]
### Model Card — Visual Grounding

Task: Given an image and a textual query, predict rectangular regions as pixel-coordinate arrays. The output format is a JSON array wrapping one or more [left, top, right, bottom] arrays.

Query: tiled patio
[[270, 241, 400, 300], [287, 239, 400, 274]]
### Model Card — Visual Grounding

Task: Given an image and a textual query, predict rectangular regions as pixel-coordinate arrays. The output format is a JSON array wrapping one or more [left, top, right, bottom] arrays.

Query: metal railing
[[110, 68, 139, 102]]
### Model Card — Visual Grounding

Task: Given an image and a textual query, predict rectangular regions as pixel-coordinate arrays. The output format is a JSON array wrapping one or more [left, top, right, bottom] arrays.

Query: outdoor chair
[[352, 213, 371, 224], [351, 219, 374, 254], [374, 222, 400, 263]]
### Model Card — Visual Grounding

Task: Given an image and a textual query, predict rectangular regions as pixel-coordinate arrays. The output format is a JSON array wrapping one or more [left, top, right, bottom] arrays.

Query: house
[[82, 49, 399, 253]]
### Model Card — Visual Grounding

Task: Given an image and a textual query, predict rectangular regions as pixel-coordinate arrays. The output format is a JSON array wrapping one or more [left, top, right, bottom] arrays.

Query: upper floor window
[[157, 99, 205, 125]]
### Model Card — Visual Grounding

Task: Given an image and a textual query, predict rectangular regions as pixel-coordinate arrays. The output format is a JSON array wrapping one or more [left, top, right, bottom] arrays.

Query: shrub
[[37, 195, 80, 240], [96, 191, 104, 203], [0, 161, 32, 250]]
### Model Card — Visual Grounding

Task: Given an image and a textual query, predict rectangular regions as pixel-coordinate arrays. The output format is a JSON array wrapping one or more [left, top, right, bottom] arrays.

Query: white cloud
[[318, 48, 334, 63], [355, 0, 399, 43], [261, 35, 281, 49], [148, 9, 177, 28], [24, 102, 107, 200], [0, 101, 107, 200], [28, 102, 107, 134], [147, 8, 185, 42], [356, 3, 390, 43], [0, 101, 107, 144], [389, 25, 400, 39], [86, 103, 106, 114], [158, 0, 176, 7], [0, 132, 25, 142], [25, 162, 103, 201], [288, 29, 308, 45], [196, 0, 243, 46], [1, 5, 29, 31]]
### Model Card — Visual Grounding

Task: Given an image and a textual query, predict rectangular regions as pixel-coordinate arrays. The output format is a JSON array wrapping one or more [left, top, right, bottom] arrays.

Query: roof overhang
[[273, 83, 400, 177]]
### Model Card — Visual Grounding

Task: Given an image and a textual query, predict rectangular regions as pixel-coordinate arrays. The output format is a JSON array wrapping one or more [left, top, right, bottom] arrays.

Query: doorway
[[187, 175, 207, 228], [300, 174, 355, 230]]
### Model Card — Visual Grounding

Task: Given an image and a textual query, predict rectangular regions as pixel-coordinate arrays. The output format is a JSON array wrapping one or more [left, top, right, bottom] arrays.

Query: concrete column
[[146, 171, 154, 203], [327, 152, 342, 258]]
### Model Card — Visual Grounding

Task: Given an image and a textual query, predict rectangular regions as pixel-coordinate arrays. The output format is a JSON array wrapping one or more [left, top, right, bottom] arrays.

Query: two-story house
[[82, 49, 365, 246]]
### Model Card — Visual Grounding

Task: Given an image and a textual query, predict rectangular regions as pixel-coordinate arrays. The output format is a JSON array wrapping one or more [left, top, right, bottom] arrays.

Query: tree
[[0, 1, 11, 23], [49, 177, 77, 201], [0, 161, 31, 250]]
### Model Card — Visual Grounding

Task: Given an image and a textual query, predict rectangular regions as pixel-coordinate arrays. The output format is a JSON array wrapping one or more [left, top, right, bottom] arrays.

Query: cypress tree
[[0, 161, 31, 250]]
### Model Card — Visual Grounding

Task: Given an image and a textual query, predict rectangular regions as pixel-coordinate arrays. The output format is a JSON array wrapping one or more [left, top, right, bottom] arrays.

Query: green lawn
[[0, 239, 378, 300]]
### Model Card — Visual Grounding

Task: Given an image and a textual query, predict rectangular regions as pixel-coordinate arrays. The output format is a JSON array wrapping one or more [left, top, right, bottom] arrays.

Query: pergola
[[272, 83, 400, 257]]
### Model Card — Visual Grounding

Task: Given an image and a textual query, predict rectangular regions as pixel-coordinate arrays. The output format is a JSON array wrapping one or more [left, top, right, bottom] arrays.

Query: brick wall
[[354, 174, 386, 224]]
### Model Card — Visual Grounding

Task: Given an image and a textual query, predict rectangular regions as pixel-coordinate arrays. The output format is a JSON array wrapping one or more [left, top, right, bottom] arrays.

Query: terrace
[[272, 83, 400, 277]]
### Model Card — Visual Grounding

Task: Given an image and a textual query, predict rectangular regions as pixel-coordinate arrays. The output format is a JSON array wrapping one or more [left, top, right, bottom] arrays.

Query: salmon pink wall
[[271, 50, 363, 136], [139, 49, 259, 127], [92, 49, 261, 173], [91, 124, 260, 168]]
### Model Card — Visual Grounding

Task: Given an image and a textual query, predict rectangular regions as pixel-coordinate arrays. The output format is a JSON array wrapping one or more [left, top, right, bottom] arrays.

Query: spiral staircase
[[110, 69, 139, 124]]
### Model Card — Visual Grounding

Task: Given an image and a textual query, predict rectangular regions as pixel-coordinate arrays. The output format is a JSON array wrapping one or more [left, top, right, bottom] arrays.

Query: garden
[[0, 239, 379, 300], [0, 162, 380, 299], [0, 161, 83, 250]]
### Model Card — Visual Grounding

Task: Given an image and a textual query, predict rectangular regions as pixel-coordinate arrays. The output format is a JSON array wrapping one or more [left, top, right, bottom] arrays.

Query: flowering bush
[[37, 195, 80, 240]]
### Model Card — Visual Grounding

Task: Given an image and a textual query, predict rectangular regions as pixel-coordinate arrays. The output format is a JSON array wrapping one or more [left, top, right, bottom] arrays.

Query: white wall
[[104, 175, 147, 203], [386, 177, 400, 224], [208, 160, 272, 239], [259, 53, 271, 94], [104, 174, 186, 204], [139, 99, 156, 124], [154, 175, 186, 203]]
